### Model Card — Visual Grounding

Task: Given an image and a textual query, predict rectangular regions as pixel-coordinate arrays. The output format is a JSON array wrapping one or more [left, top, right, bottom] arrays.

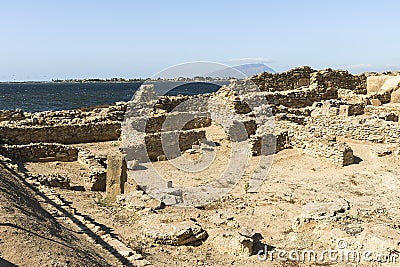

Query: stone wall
[[124, 130, 206, 162], [364, 105, 399, 122], [249, 131, 290, 156], [0, 143, 78, 162], [77, 150, 107, 191], [130, 112, 212, 133], [310, 69, 367, 94], [0, 103, 125, 145], [123, 85, 212, 163], [307, 116, 400, 144], [4, 103, 126, 127], [0, 122, 121, 145], [252, 67, 367, 94], [260, 86, 338, 108], [251, 66, 316, 92]]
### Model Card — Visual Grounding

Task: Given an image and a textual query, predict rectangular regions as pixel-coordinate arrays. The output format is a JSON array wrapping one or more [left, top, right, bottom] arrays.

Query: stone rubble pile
[[140, 219, 208, 246], [31, 173, 71, 189]]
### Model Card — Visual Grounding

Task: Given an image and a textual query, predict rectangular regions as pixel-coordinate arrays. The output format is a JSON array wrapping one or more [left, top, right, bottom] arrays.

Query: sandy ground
[[13, 124, 400, 266]]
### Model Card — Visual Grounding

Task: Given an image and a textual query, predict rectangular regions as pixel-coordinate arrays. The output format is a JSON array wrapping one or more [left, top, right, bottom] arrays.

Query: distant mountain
[[205, 63, 276, 78], [232, 64, 276, 77]]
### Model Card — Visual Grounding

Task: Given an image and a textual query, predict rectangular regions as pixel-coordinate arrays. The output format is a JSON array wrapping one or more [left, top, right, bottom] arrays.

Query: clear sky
[[1, 0, 399, 81]]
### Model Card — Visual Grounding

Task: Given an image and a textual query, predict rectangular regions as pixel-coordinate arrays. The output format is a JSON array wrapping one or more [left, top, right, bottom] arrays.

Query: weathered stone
[[391, 88, 400, 103], [0, 122, 121, 145], [141, 221, 207, 246], [339, 105, 351, 116], [293, 200, 350, 229], [125, 130, 206, 162], [367, 75, 395, 94], [371, 99, 382, 106], [32, 174, 70, 189], [381, 76, 400, 93], [78, 150, 107, 191], [117, 192, 164, 211], [106, 153, 127, 201], [126, 160, 138, 170], [211, 231, 254, 257], [370, 146, 392, 157], [107, 239, 134, 257]]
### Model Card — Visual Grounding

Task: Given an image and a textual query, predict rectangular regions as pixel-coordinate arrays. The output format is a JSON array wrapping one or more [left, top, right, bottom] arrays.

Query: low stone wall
[[291, 135, 354, 166], [250, 121, 354, 166], [0, 121, 121, 145], [260, 86, 337, 108], [310, 100, 365, 117], [271, 121, 355, 166], [249, 131, 290, 156], [305, 116, 400, 144], [5, 103, 126, 127], [0, 143, 78, 162], [364, 105, 400, 122]]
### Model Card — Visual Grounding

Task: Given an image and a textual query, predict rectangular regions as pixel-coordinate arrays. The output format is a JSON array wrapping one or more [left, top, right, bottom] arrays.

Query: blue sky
[[0, 0, 399, 81]]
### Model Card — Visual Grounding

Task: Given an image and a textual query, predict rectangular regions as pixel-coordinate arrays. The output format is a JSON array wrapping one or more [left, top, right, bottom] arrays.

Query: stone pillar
[[106, 153, 127, 201]]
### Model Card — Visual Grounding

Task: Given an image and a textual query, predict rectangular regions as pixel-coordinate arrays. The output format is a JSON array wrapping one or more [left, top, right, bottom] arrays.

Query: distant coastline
[[0, 76, 235, 84]]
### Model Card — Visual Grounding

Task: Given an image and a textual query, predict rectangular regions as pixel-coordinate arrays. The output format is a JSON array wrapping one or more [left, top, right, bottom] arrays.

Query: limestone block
[[340, 143, 354, 166], [390, 88, 400, 103], [381, 76, 400, 93], [106, 153, 127, 201], [339, 105, 350, 116], [370, 99, 382, 106], [367, 76, 394, 94]]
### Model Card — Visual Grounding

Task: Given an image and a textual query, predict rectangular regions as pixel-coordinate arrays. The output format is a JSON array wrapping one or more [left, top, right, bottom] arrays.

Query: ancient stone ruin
[[1, 66, 400, 193], [1, 66, 400, 266]]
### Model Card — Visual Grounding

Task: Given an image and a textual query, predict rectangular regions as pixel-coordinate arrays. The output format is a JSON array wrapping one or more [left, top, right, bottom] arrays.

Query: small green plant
[[111, 142, 119, 147], [244, 182, 250, 193], [95, 193, 108, 207], [0, 137, 9, 144]]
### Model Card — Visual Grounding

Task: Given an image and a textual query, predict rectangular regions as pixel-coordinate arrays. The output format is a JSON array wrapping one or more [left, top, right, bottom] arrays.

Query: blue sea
[[0, 81, 228, 112]]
